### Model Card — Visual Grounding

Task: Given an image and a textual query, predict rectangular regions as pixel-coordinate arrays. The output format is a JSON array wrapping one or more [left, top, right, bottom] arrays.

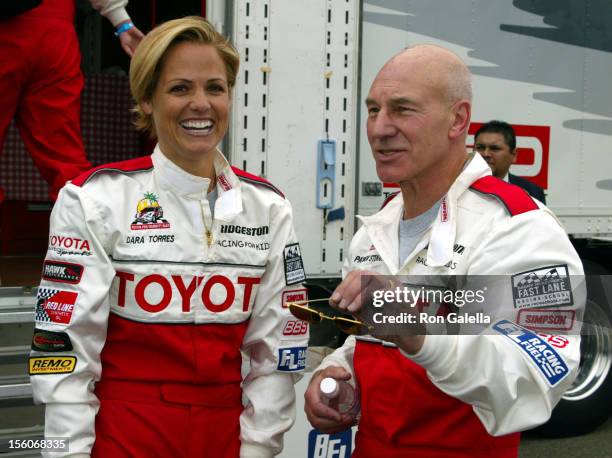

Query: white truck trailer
[[212, 0, 612, 451]]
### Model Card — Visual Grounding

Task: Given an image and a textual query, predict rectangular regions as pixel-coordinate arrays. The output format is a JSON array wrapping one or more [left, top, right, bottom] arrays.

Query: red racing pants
[[93, 379, 242, 458], [0, 0, 92, 203]]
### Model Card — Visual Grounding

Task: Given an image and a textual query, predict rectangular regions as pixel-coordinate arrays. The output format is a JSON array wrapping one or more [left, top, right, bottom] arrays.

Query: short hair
[[474, 120, 516, 150], [130, 16, 240, 135]]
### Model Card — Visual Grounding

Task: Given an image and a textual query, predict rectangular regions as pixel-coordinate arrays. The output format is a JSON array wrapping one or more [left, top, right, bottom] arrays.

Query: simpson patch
[[283, 243, 306, 285]]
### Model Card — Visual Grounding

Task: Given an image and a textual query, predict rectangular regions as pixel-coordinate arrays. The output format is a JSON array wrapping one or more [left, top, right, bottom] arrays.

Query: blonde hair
[[130, 16, 239, 134]]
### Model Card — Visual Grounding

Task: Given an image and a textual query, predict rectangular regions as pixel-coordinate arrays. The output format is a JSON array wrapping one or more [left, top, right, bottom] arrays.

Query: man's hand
[[329, 270, 426, 354], [304, 366, 357, 434], [117, 21, 144, 57]]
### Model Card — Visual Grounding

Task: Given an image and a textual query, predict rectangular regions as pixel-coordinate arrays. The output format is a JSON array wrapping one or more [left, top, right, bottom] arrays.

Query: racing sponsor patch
[[35, 289, 78, 325], [281, 318, 309, 339], [282, 288, 308, 308], [131, 192, 171, 230], [48, 235, 92, 257], [517, 309, 575, 331], [511, 265, 573, 309], [538, 333, 570, 349], [42, 260, 84, 284], [283, 243, 306, 285], [31, 329, 73, 352], [216, 239, 270, 251], [277, 347, 307, 372], [353, 253, 383, 264], [493, 320, 569, 386], [218, 173, 232, 191], [220, 224, 269, 236], [29, 356, 76, 375]]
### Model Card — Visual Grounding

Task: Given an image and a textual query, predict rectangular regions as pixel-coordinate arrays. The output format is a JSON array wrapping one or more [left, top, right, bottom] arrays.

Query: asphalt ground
[[520, 417, 612, 458]]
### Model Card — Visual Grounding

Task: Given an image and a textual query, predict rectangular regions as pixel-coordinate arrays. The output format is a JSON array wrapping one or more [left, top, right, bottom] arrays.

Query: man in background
[[474, 120, 546, 203]]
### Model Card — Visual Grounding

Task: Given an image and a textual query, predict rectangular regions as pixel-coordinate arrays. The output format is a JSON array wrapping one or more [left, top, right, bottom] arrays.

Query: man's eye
[[367, 107, 379, 115]]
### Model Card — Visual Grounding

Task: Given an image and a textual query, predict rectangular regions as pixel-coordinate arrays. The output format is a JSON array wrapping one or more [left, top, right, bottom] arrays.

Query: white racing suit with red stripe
[[318, 154, 585, 458], [29, 147, 309, 457]]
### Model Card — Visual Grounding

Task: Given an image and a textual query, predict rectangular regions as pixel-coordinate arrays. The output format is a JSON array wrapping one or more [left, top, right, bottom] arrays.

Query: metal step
[[0, 376, 32, 400], [0, 288, 37, 324]]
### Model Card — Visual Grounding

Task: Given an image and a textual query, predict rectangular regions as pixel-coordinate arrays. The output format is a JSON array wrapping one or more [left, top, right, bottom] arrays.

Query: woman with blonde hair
[[30, 16, 308, 457]]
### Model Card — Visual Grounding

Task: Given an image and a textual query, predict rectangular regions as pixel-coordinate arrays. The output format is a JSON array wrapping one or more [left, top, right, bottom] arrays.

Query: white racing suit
[[318, 154, 585, 458], [29, 147, 309, 457]]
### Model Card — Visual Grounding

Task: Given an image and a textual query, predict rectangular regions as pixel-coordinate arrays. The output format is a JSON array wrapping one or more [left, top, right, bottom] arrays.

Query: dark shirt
[[509, 173, 546, 204]]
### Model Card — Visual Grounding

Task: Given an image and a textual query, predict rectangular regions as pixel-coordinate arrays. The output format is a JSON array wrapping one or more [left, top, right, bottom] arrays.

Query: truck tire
[[532, 261, 612, 437]]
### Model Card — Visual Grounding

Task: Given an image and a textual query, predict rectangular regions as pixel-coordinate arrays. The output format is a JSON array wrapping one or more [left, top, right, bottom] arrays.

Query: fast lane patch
[[511, 265, 573, 309], [283, 243, 306, 285], [493, 320, 569, 386], [35, 289, 78, 325], [42, 260, 84, 284], [29, 356, 76, 375]]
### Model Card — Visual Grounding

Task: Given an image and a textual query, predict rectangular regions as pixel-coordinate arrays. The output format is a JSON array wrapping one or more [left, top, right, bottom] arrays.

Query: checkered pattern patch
[[516, 268, 561, 287], [0, 75, 141, 200], [511, 265, 573, 309], [35, 288, 78, 325]]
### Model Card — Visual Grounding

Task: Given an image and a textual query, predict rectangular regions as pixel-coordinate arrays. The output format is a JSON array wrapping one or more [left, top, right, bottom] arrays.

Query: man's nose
[[368, 110, 396, 138], [478, 147, 491, 157]]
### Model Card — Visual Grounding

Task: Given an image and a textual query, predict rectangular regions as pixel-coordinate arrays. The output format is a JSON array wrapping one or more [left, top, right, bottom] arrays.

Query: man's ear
[[511, 148, 518, 163], [449, 100, 471, 140], [141, 100, 153, 115]]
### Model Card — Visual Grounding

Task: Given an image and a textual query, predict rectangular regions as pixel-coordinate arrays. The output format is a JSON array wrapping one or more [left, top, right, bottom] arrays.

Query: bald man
[[304, 45, 584, 457]]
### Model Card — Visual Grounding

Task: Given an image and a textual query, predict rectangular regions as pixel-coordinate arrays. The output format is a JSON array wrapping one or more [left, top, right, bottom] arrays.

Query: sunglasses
[[287, 299, 372, 335]]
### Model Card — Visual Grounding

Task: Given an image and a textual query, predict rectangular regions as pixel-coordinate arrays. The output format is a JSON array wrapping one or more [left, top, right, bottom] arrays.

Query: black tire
[[531, 261, 612, 437]]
